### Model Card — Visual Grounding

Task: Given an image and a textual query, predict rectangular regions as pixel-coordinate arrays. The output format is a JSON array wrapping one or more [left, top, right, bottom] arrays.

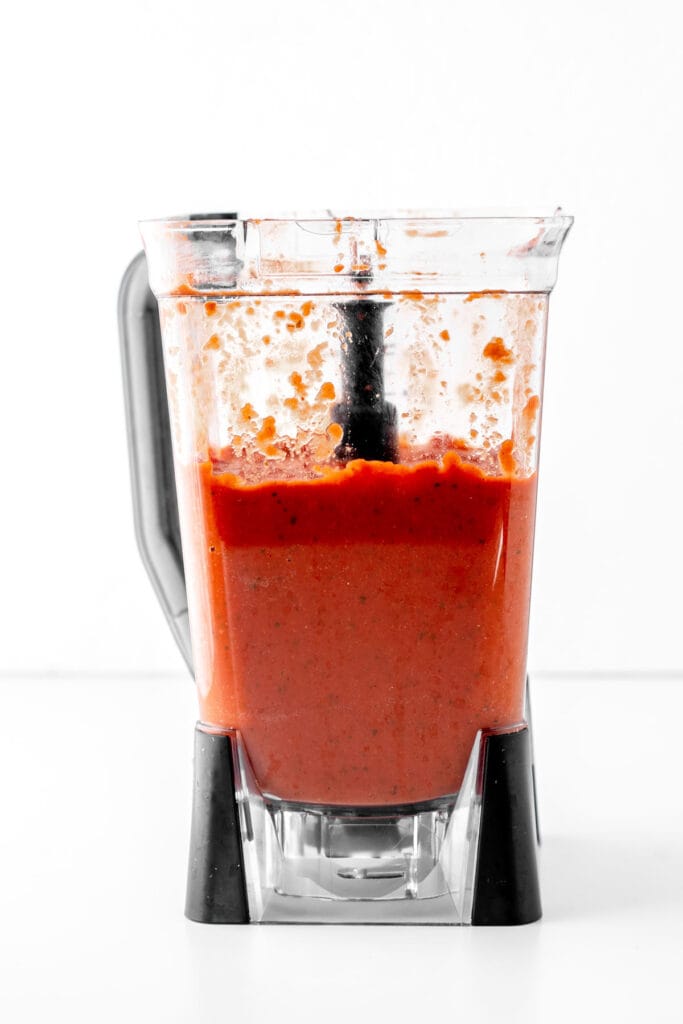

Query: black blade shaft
[[332, 300, 398, 463]]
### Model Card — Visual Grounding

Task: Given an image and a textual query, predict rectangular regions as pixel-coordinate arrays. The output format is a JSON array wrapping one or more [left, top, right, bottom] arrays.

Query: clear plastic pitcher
[[130, 210, 572, 924]]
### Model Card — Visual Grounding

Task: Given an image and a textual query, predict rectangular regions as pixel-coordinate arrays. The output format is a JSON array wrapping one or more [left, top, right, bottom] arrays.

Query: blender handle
[[118, 251, 194, 674]]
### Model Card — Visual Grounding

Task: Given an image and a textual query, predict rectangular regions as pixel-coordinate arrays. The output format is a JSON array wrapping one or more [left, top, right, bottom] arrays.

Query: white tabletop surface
[[1, 672, 682, 1023]]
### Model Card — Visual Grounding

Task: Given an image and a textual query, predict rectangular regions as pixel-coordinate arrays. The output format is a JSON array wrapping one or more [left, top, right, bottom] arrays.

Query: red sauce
[[185, 445, 537, 806]]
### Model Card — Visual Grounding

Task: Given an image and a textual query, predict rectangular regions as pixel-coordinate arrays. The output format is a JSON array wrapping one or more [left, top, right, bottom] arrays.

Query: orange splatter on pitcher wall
[[483, 337, 514, 363]]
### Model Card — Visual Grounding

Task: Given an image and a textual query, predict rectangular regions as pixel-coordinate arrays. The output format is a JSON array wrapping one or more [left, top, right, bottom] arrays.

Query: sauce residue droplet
[[483, 337, 514, 363], [240, 403, 257, 424], [205, 301, 218, 316], [405, 228, 448, 238], [287, 312, 305, 332], [307, 343, 326, 369], [334, 264, 344, 274], [204, 334, 220, 351], [289, 372, 308, 398], [439, 329, 450, 341], [498, 439, 518, 475], [464, 290, 505, 303], [523, 394, 540, 422], [256, 416, 278, 453], [317, 381, 336, 402]]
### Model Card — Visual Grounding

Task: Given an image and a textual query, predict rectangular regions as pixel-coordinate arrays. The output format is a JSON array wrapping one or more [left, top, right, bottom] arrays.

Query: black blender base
[[185, 730, 248, 923], [471, 727, 541, 925], [185, 724, 540, 925]]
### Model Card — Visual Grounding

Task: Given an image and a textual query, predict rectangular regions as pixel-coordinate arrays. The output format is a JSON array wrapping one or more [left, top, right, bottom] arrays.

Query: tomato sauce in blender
[[187, 444, 537, 806]]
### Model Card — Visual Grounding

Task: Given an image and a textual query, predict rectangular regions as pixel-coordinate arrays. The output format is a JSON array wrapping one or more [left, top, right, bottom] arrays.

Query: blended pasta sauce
[[185, 442, 537, 806]]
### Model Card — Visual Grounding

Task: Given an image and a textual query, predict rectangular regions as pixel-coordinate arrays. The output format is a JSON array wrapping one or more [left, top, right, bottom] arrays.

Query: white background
[[2, 0, 682, 676]]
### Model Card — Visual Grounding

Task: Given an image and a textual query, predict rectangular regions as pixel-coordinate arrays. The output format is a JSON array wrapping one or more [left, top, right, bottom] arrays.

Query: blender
[[118, 210, 572, 924]]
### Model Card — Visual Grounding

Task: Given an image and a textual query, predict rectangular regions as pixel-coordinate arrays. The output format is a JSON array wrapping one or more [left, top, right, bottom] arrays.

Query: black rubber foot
[[185, 729, 249, 923], [472, 726, 542, 926]]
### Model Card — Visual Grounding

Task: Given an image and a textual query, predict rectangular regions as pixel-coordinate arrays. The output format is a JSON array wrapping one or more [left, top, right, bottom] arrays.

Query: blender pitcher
[[118, 211, 572, 925]]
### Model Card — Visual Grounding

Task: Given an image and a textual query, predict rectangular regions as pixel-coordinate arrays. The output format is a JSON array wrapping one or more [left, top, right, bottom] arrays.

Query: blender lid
[[139, 209, 573, 298]]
